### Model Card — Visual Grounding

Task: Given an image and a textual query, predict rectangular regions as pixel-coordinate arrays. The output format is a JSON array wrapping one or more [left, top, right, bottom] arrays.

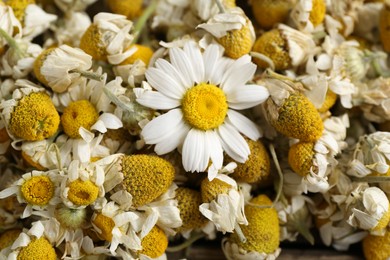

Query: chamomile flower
[[251, 0, 294, 29], [363, 229, 390, 260], [80, 12, 135, 65], [0, 170, 62, 218], [106, 0, 143, 20], [290, 0, 326, 32], [34, 45, 95, 93], [21, 3, 57, 39], [136, 41, 269, 172], [199, 174, 248, 234]]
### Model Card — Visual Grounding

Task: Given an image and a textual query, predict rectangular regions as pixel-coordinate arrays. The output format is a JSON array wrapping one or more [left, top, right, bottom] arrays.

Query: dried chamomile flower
[[34, 45, 95, 93], [223, 194, 281, 260], [7, 221, 56, 259], [251, 0, 295, 29], [3, 0, 35, 25], [136, 42, 269, 172], [190, 0, 236, 23], [199, 174, 248, 235], [226, 138, 271, 184], [120, 44, 154, 67], [0, 80, 60, 142], [0, 169, 62, 218], [80, 12, 135, 64], [0, 4, 22, 55], [327, 0, 364, 37], [106, 0, 143, 20], [354, 1, 383, 43], [175, 187, 208, 233], [53, 0, 97, 12], [380, 1, 390, 52], [114, 59, 147, 87], [252, 24, 315, 70], [138, 225, 168, 259], [197, 7, 255, 59], [290, 0, 326, 32], [363, 228, 390, 260]]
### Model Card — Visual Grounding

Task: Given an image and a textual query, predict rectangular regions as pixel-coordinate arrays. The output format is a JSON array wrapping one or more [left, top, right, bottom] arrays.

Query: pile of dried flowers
[[0, 0, 390, 259]]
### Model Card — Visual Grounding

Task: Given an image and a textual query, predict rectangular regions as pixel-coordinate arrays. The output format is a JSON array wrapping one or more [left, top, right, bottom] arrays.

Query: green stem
[[103, 86, 135, 112], [214, 0, 226, 13], [351, 176, 390, 183], [0, 28, 24, 57], [69, 69, 104, 81], [166, 233, 205, 252], [131, 0, 158, 45]]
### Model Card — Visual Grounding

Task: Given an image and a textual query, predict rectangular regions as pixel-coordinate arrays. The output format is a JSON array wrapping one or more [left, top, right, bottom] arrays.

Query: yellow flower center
[[80, 24, 107, 61], [0, 229, 21, 250], [10, 92, 60, 141], [34, 47, 56, 87], [92, 213, 115, 242], [5, 0, 35, 24], [21, 175, 54, 206], [139, 226, 168, 258], [181, 83, 227, 131], [17, 237, 56, 260], [61, 100, 99, 139], [217, 23, 253, 59], [201, 178, 232, 203], [120, 44, 154, 66], [67, 180, 99, 206]]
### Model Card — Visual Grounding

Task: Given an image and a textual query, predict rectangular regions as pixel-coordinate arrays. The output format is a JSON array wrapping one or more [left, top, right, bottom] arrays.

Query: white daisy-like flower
[[22, 4, 57, 40], [0, 170, 62, 218], [135, 41, 269, 172]]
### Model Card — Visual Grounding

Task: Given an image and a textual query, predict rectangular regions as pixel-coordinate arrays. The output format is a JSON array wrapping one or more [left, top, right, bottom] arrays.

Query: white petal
[[73, 139, 90, 163], [145, 67, 185, 99], [227, 110, 261, 140], [183, 41, 204, 84], [217, 123, 250, 163], [141, 109, 183, 144], [182, 129, 210, 172], [226, 84, 269, 110], [79, 127, 94, 143], [169, 47, 196, 88], [90, 120, 107, 133], [221, 55, 256, 93], [155, 58, 189, 89], [136, 90, 180, 110], [98, 113, 123, 129], [154, 120, 190, 155], [29, 221, 45, 238], [203, 44, 222, 84], [206, 130, 223, 170]]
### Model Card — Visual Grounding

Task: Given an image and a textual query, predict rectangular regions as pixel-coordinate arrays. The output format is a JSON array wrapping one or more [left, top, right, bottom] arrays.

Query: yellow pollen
[[67, 179, 99, 206], [182, 83, 227, 131], [139, 226, 168, 258], [251, 0, 293, 29], [10, 92, 60, 141], [201, 177, 232, 203], [120, 44, 154, 66], [288, 141, 316, 177], [175, 187, 207, 232], [80, 24, 107, 61], [309, 0, 326, 26], [33, 47, 56, 87], [363, 230, 390, 260], [92, 213, 115, 242], [22, 151, 46, 171], [17, 237, 56, 260], [217, 23, 253, 59], [106, 0, 143, 20], [121, 154, 175, 208], [5, 0, 35, 24], [0, 229, 21, 250], [21, 175, 54, 206], [61, 100, 99, 139], [252, 29, 291, 70]]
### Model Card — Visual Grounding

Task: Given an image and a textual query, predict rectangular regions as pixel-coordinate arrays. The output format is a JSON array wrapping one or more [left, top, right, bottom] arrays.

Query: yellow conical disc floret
[[251, 0, 294, 29], [106, 0, 143, 20], [288, 141, 315, 177], [228, 139, 270, 183], [80, 24, 107, 61], [217, 22, 254, 59], [309, 0, 326, 26], [67, 179, 99, 206], [318, 90, 337, 113], [10, 92, 60, 141], [380, 3, 390, 52], [4, 0, 35, 24], [92, 213, 115, 242], [121, 154, 175, 208], [120, 44, 154, 66], [0, 229, 21, 250], [252, 29, 291, 70], [230, 194, 280, 254], [33, 47, 55, 87], [363, 229, 390, 260], [61, 100, 99, 139], [272, 93, 324, 142], [17, 237, 56, 260], [175, 187, 208, 232], [139, 226, 168, 258], [201, 177, 232, 203], [21, 175, 54, 206]]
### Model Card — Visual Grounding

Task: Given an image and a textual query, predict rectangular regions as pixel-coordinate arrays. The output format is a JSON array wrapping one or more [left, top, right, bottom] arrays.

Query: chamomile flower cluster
[[1, 0, 390, 259]]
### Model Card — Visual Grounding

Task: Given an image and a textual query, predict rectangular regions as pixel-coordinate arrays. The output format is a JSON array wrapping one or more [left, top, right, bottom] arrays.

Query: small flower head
[[121, 154, 175, 208], [9, 91, 60, 141], [380, 3, 390, 52], [251, 0, 294, 29], [201, 176, 233, 203], [139, 226, 168, 258], [175, 187, 208, 232], [61, 100, 99, 139], [66, 179, 99, 206], [120, 44, 154, 66], [91, 212, 115, 242], [106, 0, 143, 20], [54, 206, 87, 229], [288, 141, 316, 177], [17, 237, 57, 260], [4, 0, 34, 24], [363, 229, 390, 260], [21, 174, 54, 206], [228, 139, 270, 183], [0, 229, 21, 250], [80, 24, 107, 61], [228, 194, 280, 256]]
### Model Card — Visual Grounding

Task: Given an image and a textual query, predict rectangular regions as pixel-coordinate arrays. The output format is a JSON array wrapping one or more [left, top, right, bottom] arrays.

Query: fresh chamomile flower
[[106, 0, 143, 20], [197, 7, 256, 59], [0, 80, 60, 143], [252, 24, 316, 70], [0, 4, 22, 55], [135, 41, 269, 172], [251, 0, 295, 29], [223, 194, 281, 260], [380, 1, 390, 52], [80, 12, 135, 65], [225, 138, 271, 184], [363, 228, 390, 260], [33, 45, 95, 93], [53, 0, 97, 12], [0, 169, 62, 218], [290, 0, 326, 32], [199, 173, 248, 234], [7, 221, 57, 260]]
